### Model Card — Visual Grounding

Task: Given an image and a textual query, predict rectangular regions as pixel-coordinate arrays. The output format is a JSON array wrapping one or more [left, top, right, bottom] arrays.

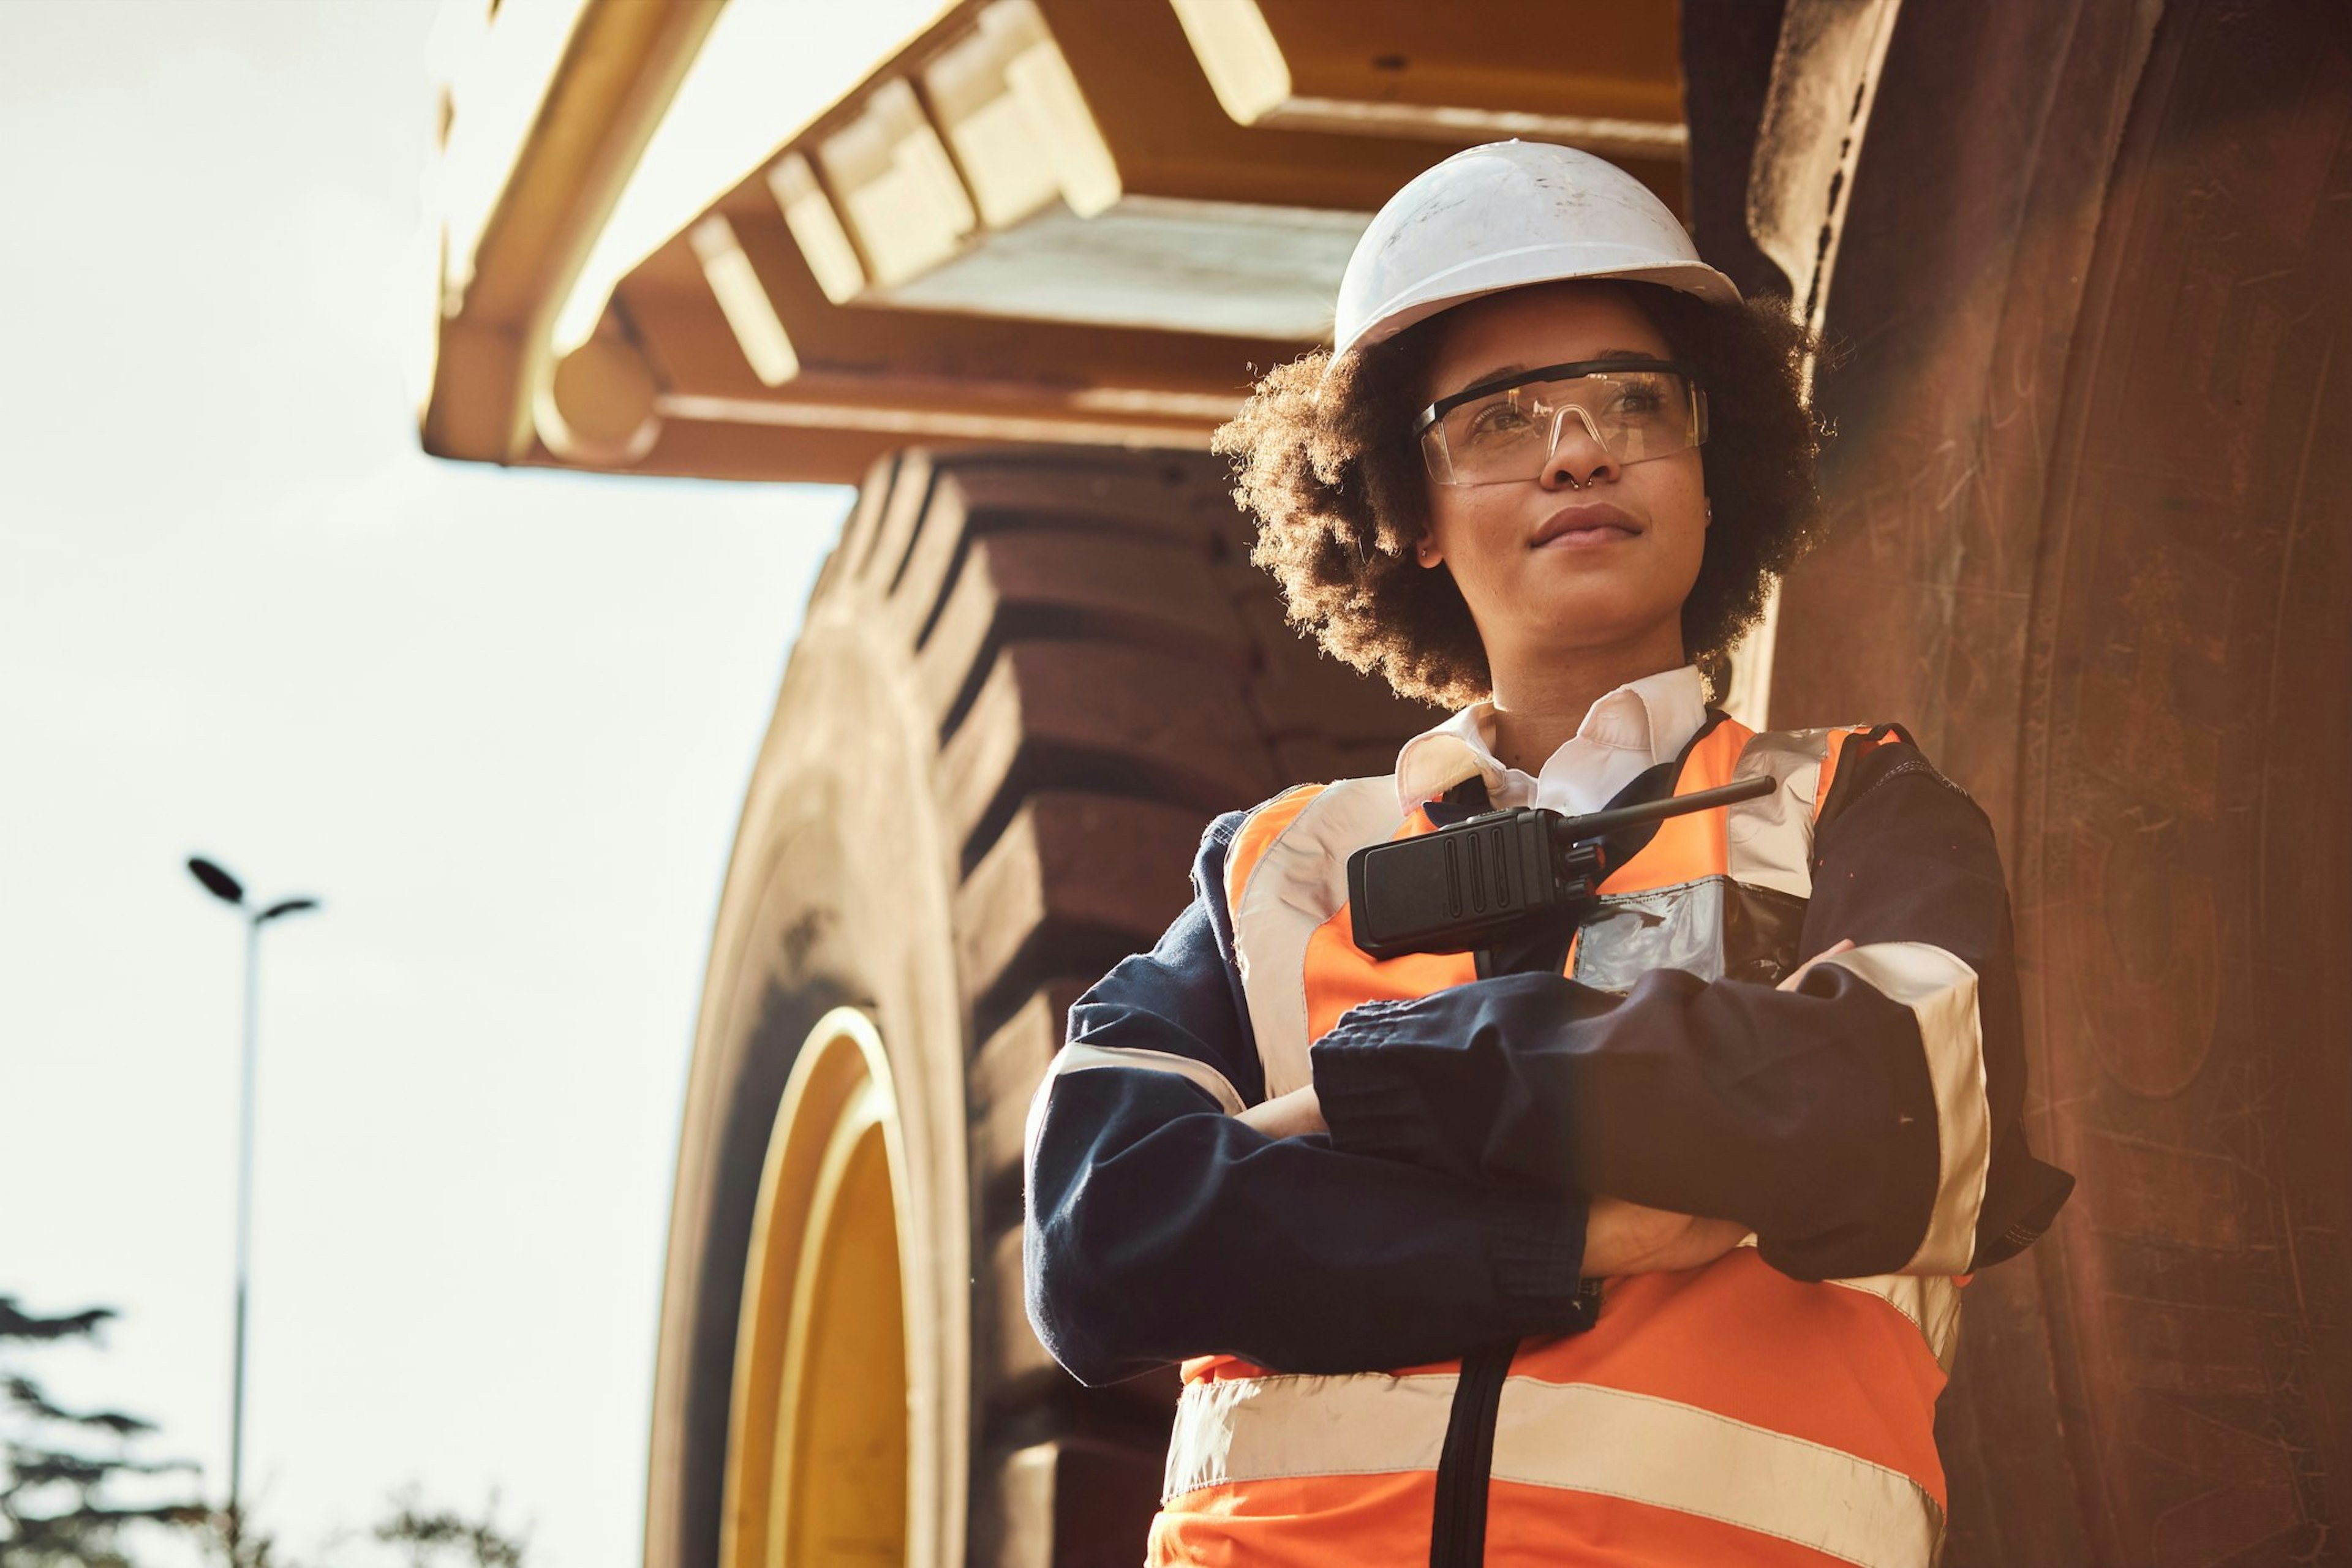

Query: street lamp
[[186, 855, 320, 1561]]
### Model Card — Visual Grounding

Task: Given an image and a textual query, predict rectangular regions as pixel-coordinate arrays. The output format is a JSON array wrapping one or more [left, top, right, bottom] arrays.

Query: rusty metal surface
[[1763, 0, 2352, 1558]]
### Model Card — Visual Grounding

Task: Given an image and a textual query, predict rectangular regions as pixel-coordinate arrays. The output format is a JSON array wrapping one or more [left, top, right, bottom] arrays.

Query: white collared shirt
[[1393, 665, 1710, 817]]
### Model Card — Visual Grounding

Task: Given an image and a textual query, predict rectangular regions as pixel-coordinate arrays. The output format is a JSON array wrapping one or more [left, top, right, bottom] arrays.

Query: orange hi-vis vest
[[1150, 717, 1967, 1568]]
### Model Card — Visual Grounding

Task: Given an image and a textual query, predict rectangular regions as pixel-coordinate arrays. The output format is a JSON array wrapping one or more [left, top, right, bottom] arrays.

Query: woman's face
[[1414, 281, 1707, 677]]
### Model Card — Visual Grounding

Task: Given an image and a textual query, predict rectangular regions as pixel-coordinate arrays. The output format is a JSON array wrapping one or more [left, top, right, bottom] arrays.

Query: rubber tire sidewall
[[646, 590, 972, 1568]]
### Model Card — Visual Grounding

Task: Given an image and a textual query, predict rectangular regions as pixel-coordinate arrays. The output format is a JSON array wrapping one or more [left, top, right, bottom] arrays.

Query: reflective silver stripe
[[1727, 726, 1838, 901], [1578, 725, 1838, 992], [1042, 1042, 1244, 1115], [1163, 1371, 1456, 1501], [1492, 1379, 1943, 1568], [1823, 941, 1991, 1273], [1163, 1373, 1942, 1567], [1227, 775, 1400, 1098], [1831, 1274, 1964, 1374], [1733, 1236, 1964, 1373], [1023, 1043, 1245, 1166], [1574, 876, 1728, 989]]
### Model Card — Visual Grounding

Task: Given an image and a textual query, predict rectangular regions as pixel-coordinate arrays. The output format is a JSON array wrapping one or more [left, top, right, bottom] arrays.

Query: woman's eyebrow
[[1457, 361, 1530, 388]]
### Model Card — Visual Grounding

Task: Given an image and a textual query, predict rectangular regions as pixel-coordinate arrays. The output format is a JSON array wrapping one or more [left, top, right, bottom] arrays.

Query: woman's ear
[[1415, 533, 1445, 569]]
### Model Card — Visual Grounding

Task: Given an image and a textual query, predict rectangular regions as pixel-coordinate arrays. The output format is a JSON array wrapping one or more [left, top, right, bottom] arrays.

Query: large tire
[[642, 447, 1430, 1568], [1768, 1, 2352, 1560]]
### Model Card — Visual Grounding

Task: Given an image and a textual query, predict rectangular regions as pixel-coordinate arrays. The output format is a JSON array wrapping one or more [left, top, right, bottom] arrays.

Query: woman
[[1024, 142, 2071, 1568]]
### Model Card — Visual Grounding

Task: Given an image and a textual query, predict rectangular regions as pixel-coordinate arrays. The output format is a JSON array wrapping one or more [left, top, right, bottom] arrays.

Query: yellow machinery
[[421, 2, 2352, 1562]]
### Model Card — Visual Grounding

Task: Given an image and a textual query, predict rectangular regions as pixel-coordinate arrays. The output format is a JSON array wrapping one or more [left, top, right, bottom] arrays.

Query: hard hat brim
[[1341, 244, 1744, 356]]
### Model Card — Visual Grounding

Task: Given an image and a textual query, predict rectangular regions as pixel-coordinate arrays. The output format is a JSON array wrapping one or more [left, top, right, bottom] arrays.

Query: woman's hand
[[1237, 1085, 1327, 1140], [1781, 937, 1855, 990], [1583, 1196, 1750, 1275]]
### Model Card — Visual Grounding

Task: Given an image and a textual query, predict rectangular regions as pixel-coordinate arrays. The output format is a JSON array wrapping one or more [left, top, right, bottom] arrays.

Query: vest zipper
[[1428, 1340, 1515, 1568]]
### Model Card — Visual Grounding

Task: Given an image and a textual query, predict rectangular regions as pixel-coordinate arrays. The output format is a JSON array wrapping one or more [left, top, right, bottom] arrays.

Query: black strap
[[1428, 1341, 1514, 1568], [1415, 717, 1739, 1563]]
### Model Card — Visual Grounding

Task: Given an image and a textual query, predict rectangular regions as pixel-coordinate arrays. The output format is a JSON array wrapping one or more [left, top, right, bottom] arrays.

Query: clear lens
[[1421, 370, 1702, 486]]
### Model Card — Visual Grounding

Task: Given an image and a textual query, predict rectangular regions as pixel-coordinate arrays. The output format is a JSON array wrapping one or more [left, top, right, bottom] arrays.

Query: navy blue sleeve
[[1311, 744, 2073, 1282], [1023, 809, 1592, 1385]]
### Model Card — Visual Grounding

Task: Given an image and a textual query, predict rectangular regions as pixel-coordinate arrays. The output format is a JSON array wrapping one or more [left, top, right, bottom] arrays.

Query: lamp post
[[186, 855, 319, 1561]]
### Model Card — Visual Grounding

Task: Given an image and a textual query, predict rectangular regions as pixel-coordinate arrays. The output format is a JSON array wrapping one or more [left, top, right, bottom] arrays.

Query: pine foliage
[[0, 1297, 203, 1568]]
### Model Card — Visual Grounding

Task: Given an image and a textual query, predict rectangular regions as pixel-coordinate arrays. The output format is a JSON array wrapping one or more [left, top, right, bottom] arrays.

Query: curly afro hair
[[1214, 282, 1825, 708]]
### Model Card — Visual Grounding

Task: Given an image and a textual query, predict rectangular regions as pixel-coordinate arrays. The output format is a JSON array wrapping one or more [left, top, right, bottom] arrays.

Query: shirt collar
[[1393, 664, 1710, 813]]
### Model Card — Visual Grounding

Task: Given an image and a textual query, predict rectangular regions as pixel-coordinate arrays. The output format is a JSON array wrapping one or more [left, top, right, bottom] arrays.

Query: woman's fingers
[[1235, 1085, 1326, 1139], [1777, 936, 1857, 992], [1287, 1087, 1328, 1137], [1667, 1218, 1754, 1272]]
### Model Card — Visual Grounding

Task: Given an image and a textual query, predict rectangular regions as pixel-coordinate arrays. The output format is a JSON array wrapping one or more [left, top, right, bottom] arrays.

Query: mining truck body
[[420, 2, 2352, 1561]]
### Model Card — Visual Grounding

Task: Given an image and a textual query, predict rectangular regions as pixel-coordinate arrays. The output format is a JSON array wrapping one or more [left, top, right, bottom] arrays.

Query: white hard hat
[[1335, 141, 1741, 356]]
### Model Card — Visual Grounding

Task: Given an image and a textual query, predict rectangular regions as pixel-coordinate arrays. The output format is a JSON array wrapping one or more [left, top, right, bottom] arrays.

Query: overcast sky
[[0, 4, 911, 1563]]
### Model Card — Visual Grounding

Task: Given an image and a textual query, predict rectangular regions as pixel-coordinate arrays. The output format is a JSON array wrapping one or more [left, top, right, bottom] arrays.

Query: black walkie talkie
[[1345, 775, 1776, 960]]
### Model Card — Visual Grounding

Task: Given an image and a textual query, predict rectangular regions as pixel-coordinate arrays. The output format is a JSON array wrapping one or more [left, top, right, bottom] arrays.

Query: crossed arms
[[1233, 938, 1856, 1276], [1023, 740, 2073, 1385]]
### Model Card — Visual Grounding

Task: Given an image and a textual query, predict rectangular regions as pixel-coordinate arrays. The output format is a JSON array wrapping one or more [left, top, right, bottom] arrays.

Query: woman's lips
[[1531, 503, 1644, 548]]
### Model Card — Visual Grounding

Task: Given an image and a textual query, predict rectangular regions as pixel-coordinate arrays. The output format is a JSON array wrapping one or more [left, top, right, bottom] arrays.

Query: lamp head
[[187, 857, 246, 907]]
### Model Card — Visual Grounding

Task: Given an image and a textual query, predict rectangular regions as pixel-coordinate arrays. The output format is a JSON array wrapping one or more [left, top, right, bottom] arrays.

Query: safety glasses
[[1413, 358, 1709, 487]]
